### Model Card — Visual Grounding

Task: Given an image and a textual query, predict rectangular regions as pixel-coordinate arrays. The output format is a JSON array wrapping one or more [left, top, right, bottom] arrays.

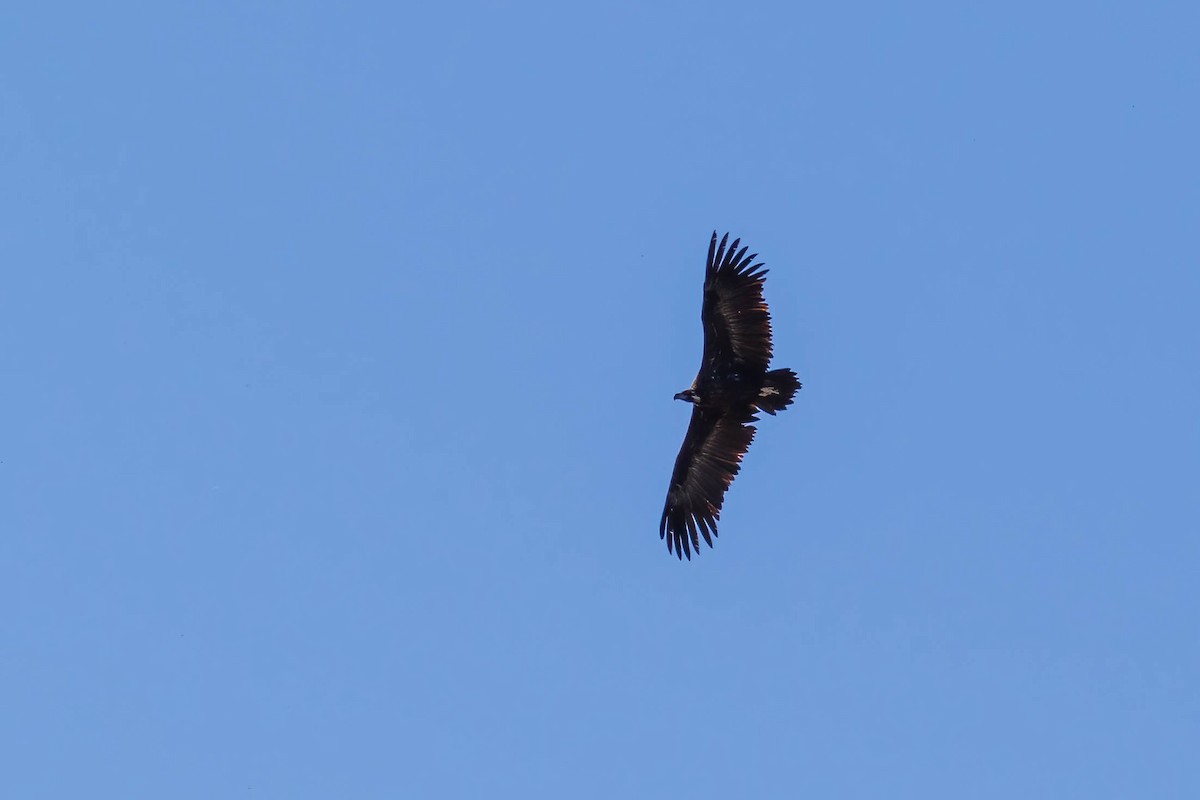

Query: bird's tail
[[755, 368, 801, 415]]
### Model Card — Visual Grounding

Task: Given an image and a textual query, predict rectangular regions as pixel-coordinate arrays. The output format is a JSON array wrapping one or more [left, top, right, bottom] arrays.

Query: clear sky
[[2, 2, 1197, 797]]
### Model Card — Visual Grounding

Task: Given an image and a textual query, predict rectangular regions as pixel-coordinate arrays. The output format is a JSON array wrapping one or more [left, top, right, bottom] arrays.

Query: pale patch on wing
[[759, 386, 779, 396]]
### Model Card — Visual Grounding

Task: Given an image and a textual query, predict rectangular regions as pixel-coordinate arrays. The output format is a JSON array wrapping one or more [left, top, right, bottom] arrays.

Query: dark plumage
[[660, 232, 800, 560]]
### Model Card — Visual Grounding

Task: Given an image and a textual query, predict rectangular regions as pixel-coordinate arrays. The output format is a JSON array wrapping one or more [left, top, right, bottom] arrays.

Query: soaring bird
[[660, 232, 800, 560]]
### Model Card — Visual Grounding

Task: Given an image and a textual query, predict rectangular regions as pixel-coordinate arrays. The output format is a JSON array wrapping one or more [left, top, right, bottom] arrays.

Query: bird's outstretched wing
[[701, 232, 775, 373], [660, 405, 758, 560]]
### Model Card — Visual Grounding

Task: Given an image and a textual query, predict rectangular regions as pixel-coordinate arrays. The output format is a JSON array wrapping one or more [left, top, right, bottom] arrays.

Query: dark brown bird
[[660, 232, 800, 559]]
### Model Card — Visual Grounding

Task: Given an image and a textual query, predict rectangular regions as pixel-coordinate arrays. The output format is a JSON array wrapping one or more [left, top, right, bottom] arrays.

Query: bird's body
[[660, 232, 800, 560]]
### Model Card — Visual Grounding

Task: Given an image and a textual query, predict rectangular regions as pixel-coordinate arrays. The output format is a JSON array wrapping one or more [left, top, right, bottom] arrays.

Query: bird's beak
[[673, 392, 688, 401]]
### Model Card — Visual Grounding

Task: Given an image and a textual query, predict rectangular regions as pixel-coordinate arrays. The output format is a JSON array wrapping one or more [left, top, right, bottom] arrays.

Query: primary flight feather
[[660, 232, 800, 560]]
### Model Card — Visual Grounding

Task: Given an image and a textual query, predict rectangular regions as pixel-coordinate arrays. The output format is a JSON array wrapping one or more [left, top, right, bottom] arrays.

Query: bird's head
[[674, 389, 698, 404]]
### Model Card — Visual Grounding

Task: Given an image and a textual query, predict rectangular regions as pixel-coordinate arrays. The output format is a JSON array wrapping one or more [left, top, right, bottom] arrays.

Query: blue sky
[[2, 2, 1197, 797]]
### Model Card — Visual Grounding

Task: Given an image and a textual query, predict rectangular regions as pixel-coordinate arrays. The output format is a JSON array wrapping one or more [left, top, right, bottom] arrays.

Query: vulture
[[660, 232, 800, 560]]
